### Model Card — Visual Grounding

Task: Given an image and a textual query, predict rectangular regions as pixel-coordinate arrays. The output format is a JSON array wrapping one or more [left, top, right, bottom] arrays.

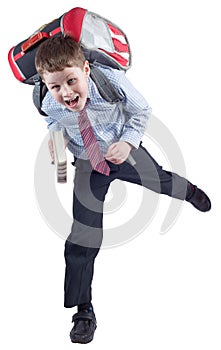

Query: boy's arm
[[41, 91, 70, 162], [105, 71, 151, 164], [119, 75, 152, 149], [107, 69, 152, 149]]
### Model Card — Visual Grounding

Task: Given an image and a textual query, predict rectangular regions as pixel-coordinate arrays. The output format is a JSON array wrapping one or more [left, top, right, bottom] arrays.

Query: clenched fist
[[105, 141, 132, 164]]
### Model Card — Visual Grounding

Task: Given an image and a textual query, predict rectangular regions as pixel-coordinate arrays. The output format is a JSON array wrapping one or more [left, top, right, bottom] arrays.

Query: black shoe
[[186, 185, 211, 212], [70, 309, 97, 344]]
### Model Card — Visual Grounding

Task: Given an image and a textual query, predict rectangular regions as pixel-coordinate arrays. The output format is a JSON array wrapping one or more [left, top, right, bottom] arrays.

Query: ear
[[84, 60, 90, 77], [41, 74, 45, 83]]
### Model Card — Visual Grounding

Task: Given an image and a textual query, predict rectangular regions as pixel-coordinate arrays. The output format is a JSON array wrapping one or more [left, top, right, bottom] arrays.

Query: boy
[[35, 35, 211, 344]]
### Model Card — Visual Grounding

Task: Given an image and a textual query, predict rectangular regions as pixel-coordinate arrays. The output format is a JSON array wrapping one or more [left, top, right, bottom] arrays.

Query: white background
[[1, 0, 220, 349]]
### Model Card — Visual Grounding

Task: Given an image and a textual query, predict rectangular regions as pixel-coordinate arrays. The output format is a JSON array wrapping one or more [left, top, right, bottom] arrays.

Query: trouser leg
[[64, 162, 111, 308], [64, 241, 99, 308], [119, 143, 190, 200]]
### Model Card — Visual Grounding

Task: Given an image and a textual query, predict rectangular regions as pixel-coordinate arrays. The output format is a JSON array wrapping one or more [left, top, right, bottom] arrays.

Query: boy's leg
[[64, 160, 112, 308], [64, 159, 119, 344], [118, 143, 211, 210], [118, 143, 188, 198]]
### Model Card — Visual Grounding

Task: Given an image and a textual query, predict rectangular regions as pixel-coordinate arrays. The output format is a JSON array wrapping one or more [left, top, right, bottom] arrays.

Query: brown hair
[[35, 35, 86, 77]]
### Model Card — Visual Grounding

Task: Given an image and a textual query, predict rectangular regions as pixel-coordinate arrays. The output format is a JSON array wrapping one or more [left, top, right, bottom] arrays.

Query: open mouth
[[65, 96, 79, 108]]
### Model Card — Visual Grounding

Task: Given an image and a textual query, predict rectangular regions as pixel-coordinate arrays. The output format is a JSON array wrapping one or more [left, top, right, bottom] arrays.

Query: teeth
[[64, 96, 78, 104]]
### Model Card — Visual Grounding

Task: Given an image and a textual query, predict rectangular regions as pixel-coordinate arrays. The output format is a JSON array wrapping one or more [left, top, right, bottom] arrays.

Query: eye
[[51, 85, 60, 90], [68, 78, 76, 85]]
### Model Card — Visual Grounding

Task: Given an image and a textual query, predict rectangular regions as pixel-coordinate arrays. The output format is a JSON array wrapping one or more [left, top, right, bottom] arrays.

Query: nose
[[62, 85, 73, 97]]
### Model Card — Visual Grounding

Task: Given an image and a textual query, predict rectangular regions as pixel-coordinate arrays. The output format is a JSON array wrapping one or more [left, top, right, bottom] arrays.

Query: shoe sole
[[71, 338, 93, 344], [70, 326, 97, 344], [70, 335, 94, 344]]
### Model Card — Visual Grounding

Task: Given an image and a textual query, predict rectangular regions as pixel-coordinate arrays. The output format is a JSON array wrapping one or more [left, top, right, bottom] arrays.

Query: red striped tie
[[78, 104, 110, 176]]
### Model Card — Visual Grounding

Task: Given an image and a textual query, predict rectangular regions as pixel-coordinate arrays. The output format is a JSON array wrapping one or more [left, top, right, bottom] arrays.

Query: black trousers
[[64, 143, 191, 308]]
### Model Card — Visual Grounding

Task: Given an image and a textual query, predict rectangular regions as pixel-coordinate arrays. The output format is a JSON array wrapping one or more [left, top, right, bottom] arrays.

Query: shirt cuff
[[120, 130, 142, 149]]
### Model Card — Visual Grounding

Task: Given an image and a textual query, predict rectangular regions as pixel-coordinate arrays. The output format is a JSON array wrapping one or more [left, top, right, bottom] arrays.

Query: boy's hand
[[105, 141, 133, 164]]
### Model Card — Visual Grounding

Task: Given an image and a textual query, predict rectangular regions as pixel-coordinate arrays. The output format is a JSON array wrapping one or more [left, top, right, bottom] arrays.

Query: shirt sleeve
[[117, 72, 152, 148], [41, 92, 66, 134]]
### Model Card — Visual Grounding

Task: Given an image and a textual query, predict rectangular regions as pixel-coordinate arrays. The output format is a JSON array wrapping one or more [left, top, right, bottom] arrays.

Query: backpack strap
[[89, 64, 124, 103], [32, 65, 124, 115], [32, 77, 48, 116]]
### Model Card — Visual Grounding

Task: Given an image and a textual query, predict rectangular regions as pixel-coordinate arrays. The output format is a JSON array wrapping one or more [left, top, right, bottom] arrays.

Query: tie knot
[[79, 98, 90, 118]]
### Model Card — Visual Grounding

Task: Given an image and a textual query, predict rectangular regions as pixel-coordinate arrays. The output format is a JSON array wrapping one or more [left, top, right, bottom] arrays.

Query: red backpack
[[8, 7, 131, 85]]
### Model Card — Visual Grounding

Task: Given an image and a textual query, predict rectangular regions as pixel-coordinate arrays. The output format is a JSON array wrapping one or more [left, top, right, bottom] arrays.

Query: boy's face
[[43, 61, 90, 112]]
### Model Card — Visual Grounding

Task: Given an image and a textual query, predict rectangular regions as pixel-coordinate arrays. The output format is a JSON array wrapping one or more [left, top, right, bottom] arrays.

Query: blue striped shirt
[[42, 65, 152, 159]]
